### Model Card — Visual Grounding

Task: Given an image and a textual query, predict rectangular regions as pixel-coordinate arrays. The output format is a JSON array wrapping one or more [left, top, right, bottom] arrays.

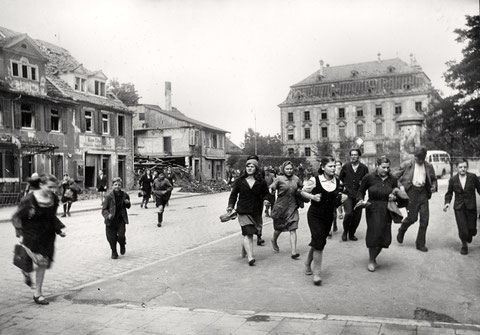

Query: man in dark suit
[[101, 177, 131, 259], [339, 148, 369, 241], [393, 147, 437, 252], [443, 159, 480, 255]]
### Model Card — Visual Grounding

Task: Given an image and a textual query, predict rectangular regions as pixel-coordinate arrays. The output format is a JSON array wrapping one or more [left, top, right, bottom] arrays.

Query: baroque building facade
[[279, 56, 437, 166], [0, 26, 134, 195]]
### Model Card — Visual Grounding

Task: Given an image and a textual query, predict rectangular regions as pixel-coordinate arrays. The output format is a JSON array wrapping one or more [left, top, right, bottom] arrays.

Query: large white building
[[279, 56, 438, 165]]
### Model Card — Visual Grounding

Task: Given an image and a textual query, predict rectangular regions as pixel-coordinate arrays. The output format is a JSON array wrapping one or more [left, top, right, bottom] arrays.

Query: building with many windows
[[131, 83, 228, 181], [0, 26, 134, 196], [279, 56, 438, 166]]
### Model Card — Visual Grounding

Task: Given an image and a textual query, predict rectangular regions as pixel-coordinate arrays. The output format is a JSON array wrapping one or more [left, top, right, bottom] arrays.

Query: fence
[[0, 182, 26, 207]]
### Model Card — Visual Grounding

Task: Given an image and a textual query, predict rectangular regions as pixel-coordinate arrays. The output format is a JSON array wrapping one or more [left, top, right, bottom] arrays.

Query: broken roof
[[0, 25, 129, 112], [141, 104, 228, 133]]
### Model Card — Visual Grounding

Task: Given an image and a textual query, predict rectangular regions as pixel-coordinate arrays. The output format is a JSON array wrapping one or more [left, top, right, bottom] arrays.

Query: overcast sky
[[1, 0, 478, 145]]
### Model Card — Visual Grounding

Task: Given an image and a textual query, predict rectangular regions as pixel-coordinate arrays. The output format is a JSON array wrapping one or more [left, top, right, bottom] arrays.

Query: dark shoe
[[67, 212, 71, 217], [248, 258, 256, 266], [120, 244, 126, 255], [397, 230, 405, 244], [467, 235, 473, 243], [460, 246, 468, 255], [341, 232, 347, 242], [349, 235, 358, 241], [144, 206, 148, 209], [157, 223, 162, 227], [291, 253, 300, 259], [140, 203, 143, 208], [33, 295, 49, 305], [257, 238, 265, 246], [416, 245, 428, 252], [111, 252, 119, 259], [313, 275, 322, 286], [61, 214, 66, 217]]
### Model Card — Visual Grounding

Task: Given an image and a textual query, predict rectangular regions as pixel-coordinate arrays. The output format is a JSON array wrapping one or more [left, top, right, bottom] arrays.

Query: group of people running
[[227, 147, 480, 286]]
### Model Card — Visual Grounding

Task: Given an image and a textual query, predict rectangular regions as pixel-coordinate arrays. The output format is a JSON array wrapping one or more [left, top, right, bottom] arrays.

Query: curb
[[0, 192, 208, 224]]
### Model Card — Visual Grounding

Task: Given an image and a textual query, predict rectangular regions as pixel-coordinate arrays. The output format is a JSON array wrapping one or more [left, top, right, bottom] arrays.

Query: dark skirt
[[238, 214, 260, 236], [307, 207, 334, 251], [365, 201, 392, 248]]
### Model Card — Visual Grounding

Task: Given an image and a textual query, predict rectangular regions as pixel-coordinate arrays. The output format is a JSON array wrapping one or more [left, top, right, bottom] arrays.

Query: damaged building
[[0, 26, 134, 200], [131, 83, 228, 181]]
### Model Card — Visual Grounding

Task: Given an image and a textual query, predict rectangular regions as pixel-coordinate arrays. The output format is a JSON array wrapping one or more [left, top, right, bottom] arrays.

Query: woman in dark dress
[[227, 158, 269, 266], [357, 156, 401, 272], [301, 156, 346, 285], [139, 169, 153, 209], [12, 174, 66, 305]]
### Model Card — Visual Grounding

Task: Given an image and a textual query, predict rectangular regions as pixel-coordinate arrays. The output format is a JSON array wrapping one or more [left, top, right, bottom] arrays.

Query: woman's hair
[[280, 161, 295, 175], [376, 155, 391, 166], [335, 159, 342, 166], [317, 156, 336, 174], [239, 162, 263, 181]]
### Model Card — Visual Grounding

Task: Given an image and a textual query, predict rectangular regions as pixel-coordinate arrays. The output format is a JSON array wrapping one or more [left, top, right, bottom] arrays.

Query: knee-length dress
[[304, 175, 343, 250], [357, 172, 398, 248], [270, 175, 303, 232]]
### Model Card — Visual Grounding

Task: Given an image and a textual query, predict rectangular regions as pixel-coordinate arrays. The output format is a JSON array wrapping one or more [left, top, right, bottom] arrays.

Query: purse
[[64, 189, 74, 199], [13, 244, 33, 273]]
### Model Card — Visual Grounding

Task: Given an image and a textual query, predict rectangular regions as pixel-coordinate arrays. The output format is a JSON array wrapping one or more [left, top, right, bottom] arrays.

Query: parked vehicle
[[426, 150, 451, 177]]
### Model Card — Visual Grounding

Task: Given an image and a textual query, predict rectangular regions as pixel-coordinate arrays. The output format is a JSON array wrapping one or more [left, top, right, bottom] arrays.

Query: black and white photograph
[[0, 0, 479, 334]]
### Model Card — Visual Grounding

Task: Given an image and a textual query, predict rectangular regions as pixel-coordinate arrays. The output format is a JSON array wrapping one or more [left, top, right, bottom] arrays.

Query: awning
[[6, 135, 58, 156]]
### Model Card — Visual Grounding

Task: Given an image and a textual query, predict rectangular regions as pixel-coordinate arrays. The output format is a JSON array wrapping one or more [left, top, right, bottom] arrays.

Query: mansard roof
[[141, 104, 228, 133], [280, 58, 433, 106]]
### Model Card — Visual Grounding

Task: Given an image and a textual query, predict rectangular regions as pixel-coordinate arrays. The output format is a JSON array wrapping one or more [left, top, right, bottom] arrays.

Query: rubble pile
[[178, 179, 231, 193]]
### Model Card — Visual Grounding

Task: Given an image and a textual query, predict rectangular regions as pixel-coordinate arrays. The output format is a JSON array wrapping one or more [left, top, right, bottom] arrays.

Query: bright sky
[[1, 0, 478, 145]]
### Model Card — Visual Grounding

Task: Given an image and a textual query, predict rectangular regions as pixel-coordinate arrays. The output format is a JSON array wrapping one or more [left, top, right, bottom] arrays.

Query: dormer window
[[94, 80, 106, 96], [351, 70, 359, 77], [75, 77, 86, 92], [387, 66, 395, 73], [11, 60, 38, 81]]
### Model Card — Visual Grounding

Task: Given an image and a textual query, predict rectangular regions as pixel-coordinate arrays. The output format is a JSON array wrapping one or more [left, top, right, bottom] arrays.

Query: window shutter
[[14, 103, 21, 129], [189, 128, 195, 145], [79, 108, 86, 132], [62, 108, 68, 134], [96, 110, 102, 134], [35, 105, 42, 131], [45, 107, 51, 132], [1, 99, 12, 128], [110, 113, 116, 136]]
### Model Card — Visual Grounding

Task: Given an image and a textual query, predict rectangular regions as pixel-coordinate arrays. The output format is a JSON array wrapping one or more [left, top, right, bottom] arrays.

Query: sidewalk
[[2, 300, 480, 334], [0, 188, 202, 224]]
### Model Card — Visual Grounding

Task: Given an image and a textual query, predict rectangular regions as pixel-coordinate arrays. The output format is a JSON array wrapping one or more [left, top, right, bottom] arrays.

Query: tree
[[242, 128, 283, 156], [423, 15, 480, 156], [313, 139, 333, 160], [107, 78, 141, 106]]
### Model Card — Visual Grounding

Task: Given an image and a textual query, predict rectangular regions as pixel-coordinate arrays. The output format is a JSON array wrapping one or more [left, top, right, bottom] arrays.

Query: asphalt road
[[1, 180, 479, 325]]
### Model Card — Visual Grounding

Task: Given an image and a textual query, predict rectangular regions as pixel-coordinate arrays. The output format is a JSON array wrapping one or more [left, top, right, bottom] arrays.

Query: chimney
[[165, 81, 172, 111], [319, 60, 324, 76], [377, 52, 381, 62]]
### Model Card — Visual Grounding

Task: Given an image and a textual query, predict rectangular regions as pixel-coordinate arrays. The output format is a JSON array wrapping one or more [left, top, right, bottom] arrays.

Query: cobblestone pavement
[[0, 192, 239, 308]]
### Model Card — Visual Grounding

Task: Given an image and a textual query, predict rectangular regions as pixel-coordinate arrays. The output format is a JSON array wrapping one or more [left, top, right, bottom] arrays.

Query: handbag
[[64, 189, 74, 199], [13, 244, 33, 273]]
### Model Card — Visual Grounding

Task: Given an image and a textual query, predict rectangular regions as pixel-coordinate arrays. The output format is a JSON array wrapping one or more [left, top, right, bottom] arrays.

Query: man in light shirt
[[393, 147, 437, 252]]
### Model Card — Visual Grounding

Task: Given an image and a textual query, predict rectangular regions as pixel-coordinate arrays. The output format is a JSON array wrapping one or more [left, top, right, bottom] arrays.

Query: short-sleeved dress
[[305, 176, 343, 250], [270, 175, 303, 232], [357, 172, 398, 248]]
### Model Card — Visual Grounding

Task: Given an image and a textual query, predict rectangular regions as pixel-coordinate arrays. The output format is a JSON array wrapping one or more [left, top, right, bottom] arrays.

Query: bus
[[426, 150, 451, 178]]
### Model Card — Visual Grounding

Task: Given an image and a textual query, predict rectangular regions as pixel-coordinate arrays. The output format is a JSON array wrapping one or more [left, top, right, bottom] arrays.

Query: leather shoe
[[257, 238, 265, 246], [416, 246, 428, 252], [397, 230, 405, 244], [460, 246, 468, 255], [120, 244, 126, 255], [313, 275, 322, 286], [248, 258, 256, 266], [111, 252, 119, 259], [291, 253, 300, 259], [33, 295, 49, 305], [341, 232, 347, 242], [349, 235, 358, 241]]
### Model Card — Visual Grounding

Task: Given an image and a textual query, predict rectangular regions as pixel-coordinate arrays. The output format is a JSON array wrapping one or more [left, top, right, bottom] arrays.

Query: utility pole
[[253, 110, 257, 155]]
